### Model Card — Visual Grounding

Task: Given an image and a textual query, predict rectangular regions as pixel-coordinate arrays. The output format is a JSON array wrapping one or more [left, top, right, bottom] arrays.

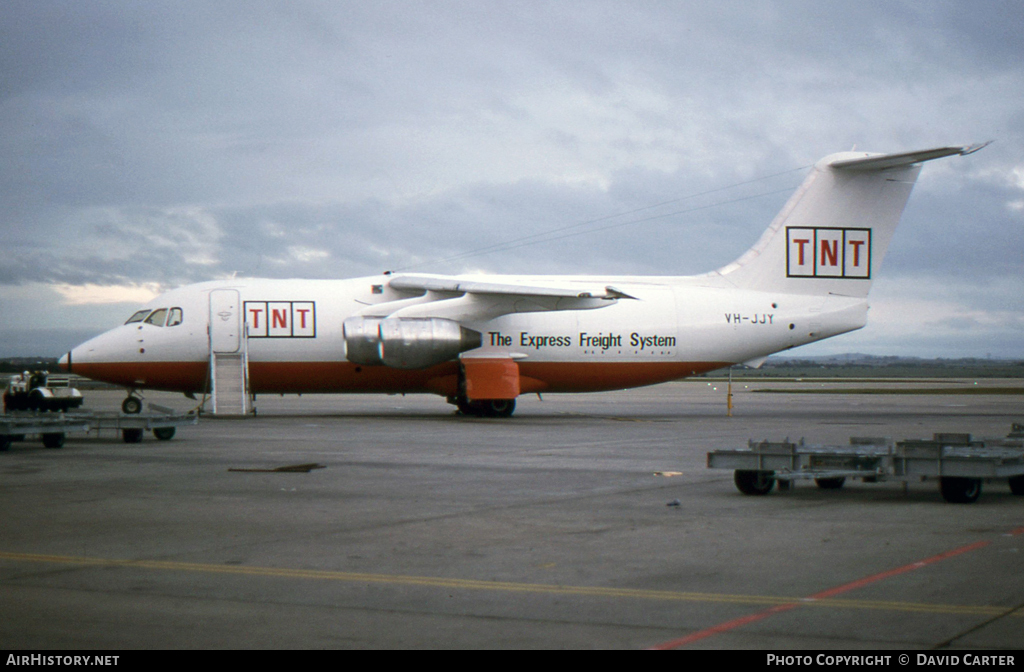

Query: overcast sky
[[1, 1, 1022, 358]]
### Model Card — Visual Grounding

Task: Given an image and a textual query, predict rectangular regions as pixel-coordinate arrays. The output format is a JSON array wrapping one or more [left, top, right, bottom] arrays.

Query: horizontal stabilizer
[[830, 142, 991, 171]]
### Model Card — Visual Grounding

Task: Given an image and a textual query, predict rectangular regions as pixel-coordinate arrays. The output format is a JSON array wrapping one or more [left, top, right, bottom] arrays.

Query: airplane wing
[[354, 273, 636, 322]]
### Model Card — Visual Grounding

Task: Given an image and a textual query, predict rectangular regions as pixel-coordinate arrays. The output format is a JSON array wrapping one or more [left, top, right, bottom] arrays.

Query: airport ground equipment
[[0, 404, 197, 450], [3, 371, 84, 413], [707, 426, 1024, 504]]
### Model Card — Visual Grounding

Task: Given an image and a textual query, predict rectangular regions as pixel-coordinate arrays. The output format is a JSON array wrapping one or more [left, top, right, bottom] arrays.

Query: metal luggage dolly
[[707, 425, 1024, 504], [1, 403, 197, 450]]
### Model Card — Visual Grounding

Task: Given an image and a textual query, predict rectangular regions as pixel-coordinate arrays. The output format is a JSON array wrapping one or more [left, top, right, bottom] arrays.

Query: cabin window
[[144, 308, 168, 326], [125, 310, 151, 324], [167, 307, 184, 327]]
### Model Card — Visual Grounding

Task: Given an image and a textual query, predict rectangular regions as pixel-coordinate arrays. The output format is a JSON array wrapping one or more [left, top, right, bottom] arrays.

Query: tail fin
[[715, 144, 988, 297]]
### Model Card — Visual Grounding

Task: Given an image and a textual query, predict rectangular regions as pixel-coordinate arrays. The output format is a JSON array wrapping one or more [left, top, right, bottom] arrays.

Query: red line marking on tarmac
[[649, 539, 992, 650]]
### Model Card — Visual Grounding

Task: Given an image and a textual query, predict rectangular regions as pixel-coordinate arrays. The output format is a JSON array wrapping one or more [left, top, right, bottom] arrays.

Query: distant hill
[[0, 357, 61, 374], [717, 354, 1024, 378], [771, 353, 1021, 366]]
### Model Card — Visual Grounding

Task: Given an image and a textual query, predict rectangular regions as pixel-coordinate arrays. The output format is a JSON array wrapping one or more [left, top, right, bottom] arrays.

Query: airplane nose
[[58, 352, 71, 373]]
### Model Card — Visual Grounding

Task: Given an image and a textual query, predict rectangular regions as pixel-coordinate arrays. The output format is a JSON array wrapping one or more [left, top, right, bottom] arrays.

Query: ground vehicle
[[3, 371, 84, 413]]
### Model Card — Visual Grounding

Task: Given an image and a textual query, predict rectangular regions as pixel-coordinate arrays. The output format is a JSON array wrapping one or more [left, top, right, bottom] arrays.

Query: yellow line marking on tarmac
[[1, 550, 1019, 618]]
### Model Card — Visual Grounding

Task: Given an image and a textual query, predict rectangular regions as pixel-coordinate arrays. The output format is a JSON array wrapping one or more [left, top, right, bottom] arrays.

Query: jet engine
[[343, 316, 482, 369]]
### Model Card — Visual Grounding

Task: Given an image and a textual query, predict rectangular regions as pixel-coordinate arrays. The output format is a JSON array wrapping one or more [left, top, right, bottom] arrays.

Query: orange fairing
[[463, 359, 520, 400]]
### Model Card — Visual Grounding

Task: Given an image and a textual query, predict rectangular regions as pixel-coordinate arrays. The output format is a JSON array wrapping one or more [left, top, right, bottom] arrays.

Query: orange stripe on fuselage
[[517, 361, 725, 392], [70, 360, 729, 396], [70, 361, 209, 392]]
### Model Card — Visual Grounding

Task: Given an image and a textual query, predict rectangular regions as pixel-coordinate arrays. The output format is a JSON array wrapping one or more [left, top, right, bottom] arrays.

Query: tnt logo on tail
[[786, 227, 871, 279]]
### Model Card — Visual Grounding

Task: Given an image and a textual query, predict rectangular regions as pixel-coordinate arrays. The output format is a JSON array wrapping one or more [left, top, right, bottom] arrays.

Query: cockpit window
[[144, 308, 168, 326], [167, 307, 183, 327], [125, 310, 151, 324]]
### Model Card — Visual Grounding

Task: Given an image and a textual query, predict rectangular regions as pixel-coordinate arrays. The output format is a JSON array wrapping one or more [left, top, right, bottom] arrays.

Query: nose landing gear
[[121, 394, 143, 414]]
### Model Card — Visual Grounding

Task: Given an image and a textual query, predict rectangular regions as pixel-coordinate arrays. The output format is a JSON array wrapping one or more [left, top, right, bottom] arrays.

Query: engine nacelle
[[343, 317, 482, 369], [343, 317, 385, 366]]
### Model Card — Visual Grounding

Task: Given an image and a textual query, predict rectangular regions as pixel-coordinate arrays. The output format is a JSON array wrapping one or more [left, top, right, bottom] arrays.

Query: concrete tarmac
[[1, 380, 1022, 650]]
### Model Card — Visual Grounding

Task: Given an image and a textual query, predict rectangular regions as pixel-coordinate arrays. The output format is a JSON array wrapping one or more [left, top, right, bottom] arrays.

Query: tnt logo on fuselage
[[245, 301, 316, 338], [786, 227, 871, 279]]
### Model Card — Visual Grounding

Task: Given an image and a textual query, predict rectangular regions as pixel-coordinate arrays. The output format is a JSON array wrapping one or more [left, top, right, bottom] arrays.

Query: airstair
[[208, 289, 252, 416], [209, 350, 250, 415]]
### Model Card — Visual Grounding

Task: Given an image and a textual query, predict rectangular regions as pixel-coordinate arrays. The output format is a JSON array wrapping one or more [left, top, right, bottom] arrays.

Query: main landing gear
[[451, 396, 517, 418]]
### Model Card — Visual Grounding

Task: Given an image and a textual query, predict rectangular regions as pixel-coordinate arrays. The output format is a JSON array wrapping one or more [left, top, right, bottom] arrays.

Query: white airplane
[[59, 144, 987, 417]]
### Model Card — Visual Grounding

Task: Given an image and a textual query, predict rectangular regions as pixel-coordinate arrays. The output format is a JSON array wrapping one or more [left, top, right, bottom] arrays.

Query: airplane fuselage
[[65, 274, 866, 397]]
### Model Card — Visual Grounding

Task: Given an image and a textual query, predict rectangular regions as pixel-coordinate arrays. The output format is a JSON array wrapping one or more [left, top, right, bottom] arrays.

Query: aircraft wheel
[[122, 397, 143, 414], [455, 397, 516, 418], [815, 477, 846, 490], [939, 477, 982, 504], [152, 427, 176, 441], [122, 428, 144, 444], [1008, 475, 1024, 496], [734, 470, 775, 496], [42, 433, 65, 449], [483, 399, 516, 418]]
